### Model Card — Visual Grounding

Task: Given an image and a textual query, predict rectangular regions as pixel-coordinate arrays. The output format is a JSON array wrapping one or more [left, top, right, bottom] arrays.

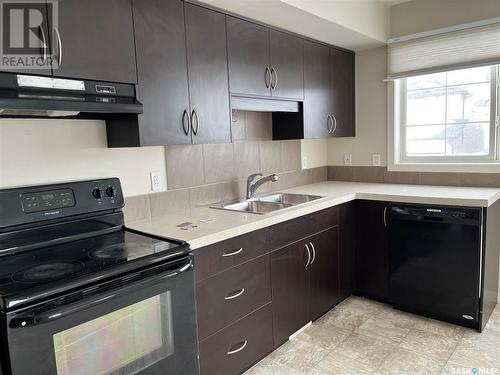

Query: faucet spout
[[246, 173, 279, 199]]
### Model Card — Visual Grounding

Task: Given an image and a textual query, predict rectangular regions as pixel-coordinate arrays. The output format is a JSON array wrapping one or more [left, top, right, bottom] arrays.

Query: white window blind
[[388, 21, 500, 80]]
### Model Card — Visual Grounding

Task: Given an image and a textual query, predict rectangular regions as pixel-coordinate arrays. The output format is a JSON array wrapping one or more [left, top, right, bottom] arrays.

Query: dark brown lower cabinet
[[339, 202, 356, 299], [271, 239, 310, 346], [271, 224, 341, 346], [199, 304, 274, 375], [310, 227, 341, 320], [196, 255, 271, 340], [355, 200, 390, 302]]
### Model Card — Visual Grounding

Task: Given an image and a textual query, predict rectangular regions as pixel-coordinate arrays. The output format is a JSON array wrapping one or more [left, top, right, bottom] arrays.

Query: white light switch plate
[[344, 153, 352, 166], [372, 153, 381, 167], [150, 171, 163, 192]]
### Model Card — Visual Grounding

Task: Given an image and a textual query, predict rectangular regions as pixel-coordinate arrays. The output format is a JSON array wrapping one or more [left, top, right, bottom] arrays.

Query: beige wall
[[328, 46, 388, 167], [0, 112, 326, 198], [390, 0, 500, 38], [0, 119, 166, 197]]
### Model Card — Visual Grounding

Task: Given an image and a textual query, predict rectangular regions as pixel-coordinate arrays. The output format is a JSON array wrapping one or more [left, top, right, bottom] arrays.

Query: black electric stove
[[0, 178, 199, 375]]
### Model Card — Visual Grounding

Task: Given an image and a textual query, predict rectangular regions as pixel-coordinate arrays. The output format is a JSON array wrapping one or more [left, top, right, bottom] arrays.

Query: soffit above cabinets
[[196, 0, 390, 51]]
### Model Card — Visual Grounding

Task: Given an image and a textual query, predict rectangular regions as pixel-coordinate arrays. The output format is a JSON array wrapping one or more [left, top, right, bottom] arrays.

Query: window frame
[[397, 65, 498, 164]]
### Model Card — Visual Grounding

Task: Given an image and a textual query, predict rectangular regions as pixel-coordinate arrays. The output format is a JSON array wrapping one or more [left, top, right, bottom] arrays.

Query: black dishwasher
[[389, 204, 482, 329]]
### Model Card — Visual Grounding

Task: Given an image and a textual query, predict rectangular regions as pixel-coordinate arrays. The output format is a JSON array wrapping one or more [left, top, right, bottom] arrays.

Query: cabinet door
[[185, 4, 230, 144], [331, 49, 355, 137], [309, 227, 341, 321], [227, 16, 270, 97], [133, 0, 191, 146], [303, 41, 333, 138], [269, 30, 303, 100], [52, 0, 136, 83], [355, 200, 390, 302], [0, 1, 52, 76], [339, 202, 356, 300], [271, 241, 310, 346]]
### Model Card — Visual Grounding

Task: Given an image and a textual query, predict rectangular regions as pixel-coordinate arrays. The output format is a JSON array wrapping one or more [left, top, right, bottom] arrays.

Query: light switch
[[372, 153, 381, 167]]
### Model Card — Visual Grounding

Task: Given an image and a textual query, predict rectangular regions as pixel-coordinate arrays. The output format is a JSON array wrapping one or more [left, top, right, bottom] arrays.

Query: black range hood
[[0, 73, 143, 118]]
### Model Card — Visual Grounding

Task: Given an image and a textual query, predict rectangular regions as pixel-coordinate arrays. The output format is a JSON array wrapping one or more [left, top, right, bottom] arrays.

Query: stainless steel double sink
[[211, 193, 324, 214]]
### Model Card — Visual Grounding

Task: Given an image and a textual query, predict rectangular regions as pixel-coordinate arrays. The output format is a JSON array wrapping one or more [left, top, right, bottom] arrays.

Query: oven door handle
[[9, 257, 193, 328]]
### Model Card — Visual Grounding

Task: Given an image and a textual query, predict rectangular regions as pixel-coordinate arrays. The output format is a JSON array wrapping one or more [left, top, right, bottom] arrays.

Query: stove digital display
[[22, 189, 75, 213]]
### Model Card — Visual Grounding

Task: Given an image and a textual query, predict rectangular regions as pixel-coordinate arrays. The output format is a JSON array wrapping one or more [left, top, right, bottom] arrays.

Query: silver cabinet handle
[[327, 115, 332, 132], [331, 114, 338, 134], [224, 288, 245, 300], [270, 67, 278, 89], [191, 109, 199, 135], [383, 206, 388, 227], [222, 247, 243, 257], [54, 27, 62, 67], [305, 243, 311, 267], [182, 109, 190, 136], [265, 67, 271, 88], [227, 340, 247, 355], [309, 242, 316, 265], [39, 26, 47, 63]]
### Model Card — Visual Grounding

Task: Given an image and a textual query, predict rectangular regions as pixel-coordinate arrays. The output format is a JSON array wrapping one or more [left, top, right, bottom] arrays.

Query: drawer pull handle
[[227, 340, 248, 355], [224, 288, 245, 300], [222, 247, 243, 257]]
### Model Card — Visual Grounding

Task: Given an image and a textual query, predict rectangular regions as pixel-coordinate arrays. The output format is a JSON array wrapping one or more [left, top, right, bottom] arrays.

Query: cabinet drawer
[[194, 228, 268, 282], [269, 206, 339, 249], [196, 255, 271, 339], [199, 303, 273, 375]]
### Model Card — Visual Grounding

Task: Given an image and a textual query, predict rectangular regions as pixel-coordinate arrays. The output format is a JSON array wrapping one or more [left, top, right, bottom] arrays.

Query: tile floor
[[245, 296, 500, 375]]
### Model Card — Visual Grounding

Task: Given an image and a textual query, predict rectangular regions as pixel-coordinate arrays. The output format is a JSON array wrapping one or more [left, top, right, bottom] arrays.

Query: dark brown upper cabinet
[[51, 0, 137, 83], [133, 0, 231, 146], [269, 30, 304, 100], [184, 3, 231, 145], [303, 41, 333, 138], [133, 0, 191, 146], [275, 41, 355, 139], [331, 48, 355, 137], [227, 17, 271, 97], [227, 17, 304, 100], [0, 2, 52, 76]]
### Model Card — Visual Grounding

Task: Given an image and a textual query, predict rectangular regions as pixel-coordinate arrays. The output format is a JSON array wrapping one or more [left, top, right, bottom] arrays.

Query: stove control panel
[[21, 189, 76, 213], [0, 178, 124, 229]]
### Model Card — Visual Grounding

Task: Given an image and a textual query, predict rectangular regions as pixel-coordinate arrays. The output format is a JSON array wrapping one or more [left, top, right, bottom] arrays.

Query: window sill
[[389, 162, 500, 174]]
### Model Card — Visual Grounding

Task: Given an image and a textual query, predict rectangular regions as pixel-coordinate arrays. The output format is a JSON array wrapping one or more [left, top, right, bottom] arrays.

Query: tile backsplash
[[328, 166, 500, 187], [123, 111, 327, 223]]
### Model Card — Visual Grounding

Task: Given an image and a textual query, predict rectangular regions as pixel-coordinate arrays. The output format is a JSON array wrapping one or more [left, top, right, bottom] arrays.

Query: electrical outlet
[[302, 156, 308, 169], [231, 109, 238, 122], [150, 171, 163, 192], [372, 153, 381, 167], [344, 153, 352, 166]]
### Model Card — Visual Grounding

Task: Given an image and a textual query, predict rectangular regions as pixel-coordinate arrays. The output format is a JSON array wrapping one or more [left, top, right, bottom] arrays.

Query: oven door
[[4, 256, 199, 375]]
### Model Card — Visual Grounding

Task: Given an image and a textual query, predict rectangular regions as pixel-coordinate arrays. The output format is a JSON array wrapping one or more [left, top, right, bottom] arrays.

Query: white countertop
[[126, 181, 500, 250]]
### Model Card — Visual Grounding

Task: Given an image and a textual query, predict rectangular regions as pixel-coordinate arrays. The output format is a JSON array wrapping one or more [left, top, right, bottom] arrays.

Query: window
[[397, 65, 499, 163]]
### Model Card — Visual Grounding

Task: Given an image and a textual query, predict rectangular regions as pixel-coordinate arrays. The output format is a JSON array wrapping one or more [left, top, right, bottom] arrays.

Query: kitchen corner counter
[[126, 181, 500, 249]]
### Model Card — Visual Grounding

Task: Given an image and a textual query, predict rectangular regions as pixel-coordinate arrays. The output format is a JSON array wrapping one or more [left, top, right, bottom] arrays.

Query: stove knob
[[105, 187, 115, 197], [92, 188, 101, 199]]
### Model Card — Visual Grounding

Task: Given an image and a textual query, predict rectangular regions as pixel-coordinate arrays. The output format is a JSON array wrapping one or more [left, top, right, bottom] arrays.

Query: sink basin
[[212, 193, 325, 215], [258, 193, 324, 205], [215, 200, 292, 214]]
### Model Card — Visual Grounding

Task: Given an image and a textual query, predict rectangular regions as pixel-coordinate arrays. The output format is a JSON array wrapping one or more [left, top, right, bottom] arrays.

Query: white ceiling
[[198, 0, 391, 51]]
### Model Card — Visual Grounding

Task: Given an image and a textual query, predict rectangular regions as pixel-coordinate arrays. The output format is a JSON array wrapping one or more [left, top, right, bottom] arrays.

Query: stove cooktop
[[0, 229, 188, 309]]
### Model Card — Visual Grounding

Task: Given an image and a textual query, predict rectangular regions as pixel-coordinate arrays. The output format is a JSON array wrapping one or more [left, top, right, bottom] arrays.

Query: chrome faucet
[[246, 173, 279, 199]]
